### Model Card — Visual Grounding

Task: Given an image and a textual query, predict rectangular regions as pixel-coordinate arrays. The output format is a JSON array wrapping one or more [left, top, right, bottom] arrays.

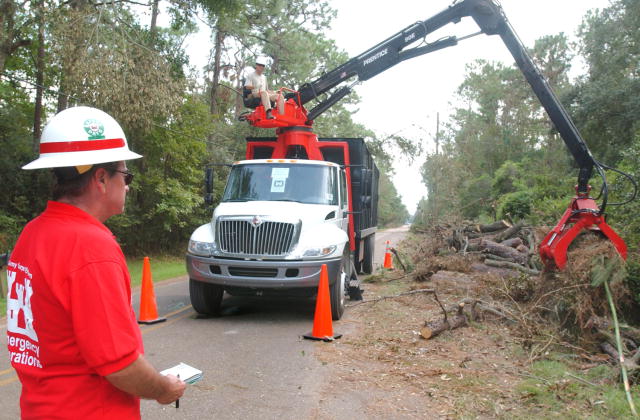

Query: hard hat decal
[[83, 119, 106, 140]]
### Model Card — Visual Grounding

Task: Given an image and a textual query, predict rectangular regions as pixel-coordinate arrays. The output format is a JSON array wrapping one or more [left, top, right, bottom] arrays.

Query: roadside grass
[[126, 255, 187, 288], [514, 358, 640, 419], [0, 255, 186, 318]]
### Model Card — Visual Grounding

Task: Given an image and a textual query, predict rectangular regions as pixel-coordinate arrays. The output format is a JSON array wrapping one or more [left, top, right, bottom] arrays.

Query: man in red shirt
[[6, 106, 185, 419]]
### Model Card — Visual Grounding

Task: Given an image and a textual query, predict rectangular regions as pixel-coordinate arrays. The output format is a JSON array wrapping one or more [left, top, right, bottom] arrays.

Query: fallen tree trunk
[[481, 239, 528, 265], [500, 237, 523, 248], [421, 303, 467, 340], [477, 220, 512, 233], [484, 258, 540, 276], [445, 298, 516, 323], [495, 221, 524, 242], [600, 342, 640, 371]]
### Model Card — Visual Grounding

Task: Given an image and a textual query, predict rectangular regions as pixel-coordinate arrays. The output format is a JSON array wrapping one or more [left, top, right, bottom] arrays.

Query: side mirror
[[204, 167, 214, 206]]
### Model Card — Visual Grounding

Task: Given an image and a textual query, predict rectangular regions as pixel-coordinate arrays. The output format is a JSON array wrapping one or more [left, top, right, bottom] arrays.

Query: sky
[[176, 0, 610, 214], [325, 0, 609, 214]]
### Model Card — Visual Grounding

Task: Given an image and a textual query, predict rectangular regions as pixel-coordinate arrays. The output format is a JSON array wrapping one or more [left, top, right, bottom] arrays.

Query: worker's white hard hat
[[23, 106, 142, 170], [255, 56, 268, 66]]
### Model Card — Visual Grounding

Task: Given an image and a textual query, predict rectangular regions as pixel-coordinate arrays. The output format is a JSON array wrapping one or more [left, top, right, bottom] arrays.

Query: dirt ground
[[310, 232, 639, 419], [312, 274, 529, 419]]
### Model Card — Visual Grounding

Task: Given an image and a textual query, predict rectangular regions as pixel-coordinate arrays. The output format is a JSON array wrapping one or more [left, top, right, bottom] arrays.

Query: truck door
[[339, 168, 349, 232]]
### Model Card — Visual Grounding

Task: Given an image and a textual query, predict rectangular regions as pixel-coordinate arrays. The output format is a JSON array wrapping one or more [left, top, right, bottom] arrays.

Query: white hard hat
[[255, 56, 268, 66], [23, 106, 142, 170]]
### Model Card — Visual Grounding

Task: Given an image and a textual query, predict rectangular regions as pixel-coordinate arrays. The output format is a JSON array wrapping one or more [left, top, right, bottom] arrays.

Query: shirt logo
[[7, 260, 43, 368], [83, 119, 106, 140]]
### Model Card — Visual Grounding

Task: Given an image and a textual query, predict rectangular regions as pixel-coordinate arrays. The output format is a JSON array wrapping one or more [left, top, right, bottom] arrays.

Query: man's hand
[[155, 374, 186, 404], [106, 354, 186, 403]]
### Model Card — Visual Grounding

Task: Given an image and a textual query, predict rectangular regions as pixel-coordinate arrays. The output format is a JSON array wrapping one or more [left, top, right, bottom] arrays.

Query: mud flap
[[348, 260, 363, 300]]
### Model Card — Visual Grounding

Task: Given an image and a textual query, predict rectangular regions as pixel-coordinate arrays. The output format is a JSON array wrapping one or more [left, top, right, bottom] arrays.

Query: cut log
[[495, 221, 524, 242], [516, 244, 529, 254], [421, 304, 468, 340], [600, 342, 640, 370], [500, 237, 523, 248], [479, 220, 512, 233], [480, 239, 528, 265], [601, 341, 620, 360], [484, 258, 540, 276]]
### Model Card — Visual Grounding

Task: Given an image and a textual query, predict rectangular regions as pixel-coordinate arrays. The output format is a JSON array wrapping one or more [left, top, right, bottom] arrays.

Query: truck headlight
[[303, 245, 337, 257], [188, 240, 215, 256]]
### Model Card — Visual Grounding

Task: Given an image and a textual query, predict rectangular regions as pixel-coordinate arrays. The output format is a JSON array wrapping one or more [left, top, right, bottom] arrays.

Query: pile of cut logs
[[446, 220, 540, 275]]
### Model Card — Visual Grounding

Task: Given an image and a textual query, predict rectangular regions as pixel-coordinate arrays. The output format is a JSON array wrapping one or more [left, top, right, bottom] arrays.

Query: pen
[[176, 374, 180, 409]]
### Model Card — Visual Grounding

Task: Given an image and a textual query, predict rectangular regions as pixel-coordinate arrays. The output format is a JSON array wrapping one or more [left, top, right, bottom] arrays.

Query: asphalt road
[[0, 226, 409, 419]]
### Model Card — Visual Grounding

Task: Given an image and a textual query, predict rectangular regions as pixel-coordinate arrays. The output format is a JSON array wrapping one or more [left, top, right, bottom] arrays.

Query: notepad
[[160, 362, 203, 384]]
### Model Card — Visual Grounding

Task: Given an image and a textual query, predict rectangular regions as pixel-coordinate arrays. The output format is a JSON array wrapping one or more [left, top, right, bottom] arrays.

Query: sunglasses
[[114, 169, 134, 185]]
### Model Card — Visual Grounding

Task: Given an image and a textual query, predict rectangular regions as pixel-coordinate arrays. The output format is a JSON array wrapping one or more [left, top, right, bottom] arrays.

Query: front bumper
[[186, 254, 342, 289]]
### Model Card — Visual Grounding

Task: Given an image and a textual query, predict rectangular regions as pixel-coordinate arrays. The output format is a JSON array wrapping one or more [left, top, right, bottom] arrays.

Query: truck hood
[[214, 201, 338, 225]]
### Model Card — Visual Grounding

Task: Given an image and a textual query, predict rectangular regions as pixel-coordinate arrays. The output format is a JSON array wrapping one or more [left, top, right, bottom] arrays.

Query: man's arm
[[245, 72, 256, 93], [106, 354, 186, 404]]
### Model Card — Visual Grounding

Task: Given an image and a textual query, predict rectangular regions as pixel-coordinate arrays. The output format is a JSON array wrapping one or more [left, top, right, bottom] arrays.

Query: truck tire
[[189, 278, 224, 316], [330, 252, 349, 320], [362, 233, 375, 274]]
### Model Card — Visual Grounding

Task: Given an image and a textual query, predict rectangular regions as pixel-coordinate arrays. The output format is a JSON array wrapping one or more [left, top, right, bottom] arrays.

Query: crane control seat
[[242, 85, 262, 108]]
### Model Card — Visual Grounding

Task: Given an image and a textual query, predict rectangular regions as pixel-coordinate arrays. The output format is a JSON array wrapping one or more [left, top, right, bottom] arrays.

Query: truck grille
[[217, 218, 297, 256]]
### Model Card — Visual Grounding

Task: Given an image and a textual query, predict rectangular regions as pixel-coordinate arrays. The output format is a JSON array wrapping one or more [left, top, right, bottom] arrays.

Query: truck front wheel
[[330, 252, 349, 320], [189, 278, 224, 316]]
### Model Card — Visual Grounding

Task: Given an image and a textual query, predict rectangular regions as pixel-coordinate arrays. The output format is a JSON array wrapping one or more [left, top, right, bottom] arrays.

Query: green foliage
[[107, 97, 213, 254], [497, 190, 532, 221], [492, 160, 524, 196], [625, 257, 640, 308], [573, 0, 640, 164], [460, 174, 492, 219]]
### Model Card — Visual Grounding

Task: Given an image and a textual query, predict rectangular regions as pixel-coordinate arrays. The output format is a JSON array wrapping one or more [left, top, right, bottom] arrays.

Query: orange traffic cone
[[137, 257, 166, 325], [303, 264, 342, 341], [383, 240, 394, 269]]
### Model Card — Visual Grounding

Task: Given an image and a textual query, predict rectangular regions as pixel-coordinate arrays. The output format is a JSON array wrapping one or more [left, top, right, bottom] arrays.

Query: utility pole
[[435, 112, 440, 155], [432, 112, 440, 221]]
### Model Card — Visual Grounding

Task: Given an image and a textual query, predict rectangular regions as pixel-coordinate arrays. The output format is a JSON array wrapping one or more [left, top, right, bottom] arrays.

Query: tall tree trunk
[[149, 0, 159, 42], [0, 0, 31, 76], [33, 0, 45, 148], [57, 73, 68, 112], [234, 61, 244, 117], [57, 0, 88, 112], [209, 26, 224, 115]]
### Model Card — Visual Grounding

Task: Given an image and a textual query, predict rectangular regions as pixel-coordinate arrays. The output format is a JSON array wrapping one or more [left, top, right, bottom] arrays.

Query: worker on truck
[[7, 106, 185, 419], [244, 57, 285, 119]]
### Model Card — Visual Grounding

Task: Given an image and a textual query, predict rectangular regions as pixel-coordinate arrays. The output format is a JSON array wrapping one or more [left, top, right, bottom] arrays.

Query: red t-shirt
[[6, 201, 143, 419]]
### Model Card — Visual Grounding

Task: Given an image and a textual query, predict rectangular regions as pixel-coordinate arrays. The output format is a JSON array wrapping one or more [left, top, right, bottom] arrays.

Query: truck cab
[[187, 147, 377, 320]]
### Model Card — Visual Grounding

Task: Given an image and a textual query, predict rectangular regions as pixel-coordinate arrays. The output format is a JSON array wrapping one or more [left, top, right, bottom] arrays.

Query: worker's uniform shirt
[[6, 201, 144, 420], [245, 70, 269, 96]]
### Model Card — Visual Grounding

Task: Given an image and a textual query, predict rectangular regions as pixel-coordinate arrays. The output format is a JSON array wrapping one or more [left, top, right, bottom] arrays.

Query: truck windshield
[[222, 163, 338, 205]]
